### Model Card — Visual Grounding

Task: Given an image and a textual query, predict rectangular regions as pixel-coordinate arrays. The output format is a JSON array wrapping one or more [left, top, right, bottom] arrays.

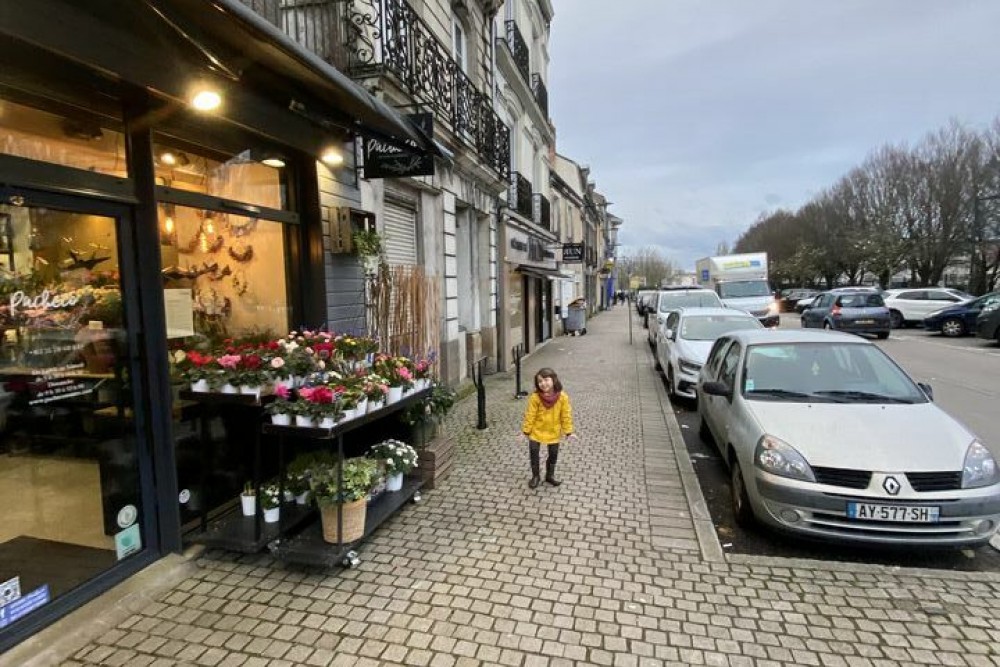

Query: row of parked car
[[642, 288, 1000, 549], [784, 286, 1000, 341]]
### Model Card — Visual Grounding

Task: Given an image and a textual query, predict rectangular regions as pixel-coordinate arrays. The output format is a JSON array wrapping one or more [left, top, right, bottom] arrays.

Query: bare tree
[[617, 247, 679, 288]]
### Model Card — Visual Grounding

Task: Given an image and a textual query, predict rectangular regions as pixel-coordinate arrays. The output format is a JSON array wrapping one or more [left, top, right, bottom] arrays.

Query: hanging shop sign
[[562, 243, 584, 263], [363, 113, 436, 179]]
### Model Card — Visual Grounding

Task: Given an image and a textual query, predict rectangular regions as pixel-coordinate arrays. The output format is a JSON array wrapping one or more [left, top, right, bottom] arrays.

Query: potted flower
[[235, 353, 266, 396], [375, 355, 414, 403], [265, 384, 294, 425], [215, 353, 242, 393], [298, 385, 341, 428], [368, 439, 418, 492], [402, 381, 456, 446], [285, 469, 310, 505], [240, 481, 256, 517], [174, 349, 217, 392], [309, 457, 378, 543], [413, 357, 434, 391], [362, 374, 389, 412], [260, 483, 281, 523]]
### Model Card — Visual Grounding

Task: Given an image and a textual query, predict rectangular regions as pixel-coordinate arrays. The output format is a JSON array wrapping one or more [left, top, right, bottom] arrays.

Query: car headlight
[[754, 435, 816, 482], [679, 359, 702, 375], [767, 301, 779, 315], [983, 302, 1000, 315], [962, 440, 999, 488]]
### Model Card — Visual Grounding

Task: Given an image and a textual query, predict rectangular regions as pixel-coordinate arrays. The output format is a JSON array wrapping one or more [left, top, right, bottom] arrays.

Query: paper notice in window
[[164, 289, 195, 339]]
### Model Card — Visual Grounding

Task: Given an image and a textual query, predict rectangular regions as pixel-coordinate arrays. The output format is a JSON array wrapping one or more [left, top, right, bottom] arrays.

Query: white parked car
[[647, 288, 723, 349], [655, 308, 761, 399], [697, 328, 1000, 547], [882, 288, 972, 329]]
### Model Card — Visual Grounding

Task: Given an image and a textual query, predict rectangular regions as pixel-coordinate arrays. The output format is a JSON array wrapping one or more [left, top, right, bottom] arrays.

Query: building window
[[453, 20, 467, 74]]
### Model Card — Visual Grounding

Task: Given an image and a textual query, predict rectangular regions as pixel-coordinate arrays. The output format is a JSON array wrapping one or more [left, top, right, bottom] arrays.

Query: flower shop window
[[152, 141, 288, 212], [0, 97, 127, 177]]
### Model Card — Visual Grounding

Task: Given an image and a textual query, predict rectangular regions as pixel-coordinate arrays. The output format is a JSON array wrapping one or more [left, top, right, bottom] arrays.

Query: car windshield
[[658, 291, 722, 311], [835, 294, 885, 308], [680, 315, 761, 341], [741, 342, 926, 403], [718, 280, 771, 298]]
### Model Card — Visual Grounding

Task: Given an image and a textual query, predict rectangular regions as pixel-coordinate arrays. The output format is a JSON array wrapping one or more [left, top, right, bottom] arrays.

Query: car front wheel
[[889, 310, 904, 329], [941, 317, 965, 337], [730, 458, 754, 527]]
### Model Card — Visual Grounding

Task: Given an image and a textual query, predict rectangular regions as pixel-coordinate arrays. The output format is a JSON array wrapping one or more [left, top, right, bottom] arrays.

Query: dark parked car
[[923, 291, 1000, 337], [779, 288, 819, 312], [800, 290, 891, 339], [976, 296, 1000, 343]]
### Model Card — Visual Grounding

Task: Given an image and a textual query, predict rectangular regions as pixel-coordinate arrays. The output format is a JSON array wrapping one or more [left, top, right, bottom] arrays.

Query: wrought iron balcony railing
[[509, 172, 533, 219], [238, 0, 509, 180], [531, 74, 548, 118], [533, 193, 550, 230], [505, 20, 530, 85]]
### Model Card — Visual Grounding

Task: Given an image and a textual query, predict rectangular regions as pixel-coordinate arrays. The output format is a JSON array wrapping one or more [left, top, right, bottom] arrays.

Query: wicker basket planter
[[319, 498, 366, 543]]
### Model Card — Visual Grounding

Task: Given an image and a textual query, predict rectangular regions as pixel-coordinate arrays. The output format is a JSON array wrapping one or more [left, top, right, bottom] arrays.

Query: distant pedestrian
[[518, 367, 578, 488]]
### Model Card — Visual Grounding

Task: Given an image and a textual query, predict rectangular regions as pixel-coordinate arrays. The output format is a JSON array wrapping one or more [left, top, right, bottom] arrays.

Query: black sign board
[[562, 243, 584, 263], [362, 113, 436, 179]]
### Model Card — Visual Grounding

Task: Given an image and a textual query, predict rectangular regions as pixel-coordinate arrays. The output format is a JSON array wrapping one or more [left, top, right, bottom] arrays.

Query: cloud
[[549, 0, 1000, 268]]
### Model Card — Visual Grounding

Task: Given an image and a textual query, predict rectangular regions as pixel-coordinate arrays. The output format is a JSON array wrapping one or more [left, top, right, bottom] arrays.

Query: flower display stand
[[263, 387, 431, 568], [418, 434, 455, 490]]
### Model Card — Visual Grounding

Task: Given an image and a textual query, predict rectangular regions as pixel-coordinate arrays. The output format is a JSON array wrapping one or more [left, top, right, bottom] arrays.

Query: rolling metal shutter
[[383, 200, 418, 265]]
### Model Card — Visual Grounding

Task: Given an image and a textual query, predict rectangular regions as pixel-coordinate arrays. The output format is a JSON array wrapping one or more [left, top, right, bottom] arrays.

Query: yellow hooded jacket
[[521, 391, 574, 445]]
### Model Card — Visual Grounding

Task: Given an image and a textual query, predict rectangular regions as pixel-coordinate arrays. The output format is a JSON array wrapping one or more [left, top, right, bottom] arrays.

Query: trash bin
[[565, 299, 587, 335]]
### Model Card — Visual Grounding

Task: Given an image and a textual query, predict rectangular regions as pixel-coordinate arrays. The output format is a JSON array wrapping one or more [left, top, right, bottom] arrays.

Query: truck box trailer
[[695, 252, 779, 327]]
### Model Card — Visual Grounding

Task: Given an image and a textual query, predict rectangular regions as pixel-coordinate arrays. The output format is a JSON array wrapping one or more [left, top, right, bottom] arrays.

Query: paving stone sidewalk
[[21, 307, 1000, 666]]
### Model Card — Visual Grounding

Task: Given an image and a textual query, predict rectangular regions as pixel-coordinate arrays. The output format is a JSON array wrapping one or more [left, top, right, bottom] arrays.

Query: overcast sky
[[548, 0, 1000, 271]]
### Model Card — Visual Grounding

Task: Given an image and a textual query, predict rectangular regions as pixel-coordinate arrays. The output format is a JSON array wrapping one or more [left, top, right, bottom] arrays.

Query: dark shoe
[[545, 463, 561, 486], [529, 476, 540, 489]]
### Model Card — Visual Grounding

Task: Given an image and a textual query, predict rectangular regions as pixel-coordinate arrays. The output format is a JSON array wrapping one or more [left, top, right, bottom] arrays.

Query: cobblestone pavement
[[40, 308, 1000, 665]]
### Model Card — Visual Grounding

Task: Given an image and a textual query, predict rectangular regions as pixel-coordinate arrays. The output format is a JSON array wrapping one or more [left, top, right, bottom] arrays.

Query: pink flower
[[270, 357, 285, 369], [275, 384, 290, 398], [398, 367, 412, 381], [217, 354, 241, 369]]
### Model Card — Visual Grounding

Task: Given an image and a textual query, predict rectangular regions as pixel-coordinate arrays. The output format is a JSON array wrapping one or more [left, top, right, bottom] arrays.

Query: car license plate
[[847, 503, 939, 522], [855, 319, 874, 325]]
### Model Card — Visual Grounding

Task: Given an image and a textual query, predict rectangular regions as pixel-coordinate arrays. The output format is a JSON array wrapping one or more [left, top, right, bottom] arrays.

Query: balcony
[[531, 74, 548, 117], [238, 0, 510, 180], [532, 193, 550, 230], [237, 0, 349, 70], [505, 20, 530, 84], [509, 172, 533, 219]]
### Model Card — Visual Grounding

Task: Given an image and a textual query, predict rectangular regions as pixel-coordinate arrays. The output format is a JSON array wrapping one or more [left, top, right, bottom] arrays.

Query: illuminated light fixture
[[203, 212, 215, 235], [320, 148, 344, 166], [190, 88, 222, 112], [160, 151, 177, 166], [160, 203, 177, 246], [261, 156, 286, 168]]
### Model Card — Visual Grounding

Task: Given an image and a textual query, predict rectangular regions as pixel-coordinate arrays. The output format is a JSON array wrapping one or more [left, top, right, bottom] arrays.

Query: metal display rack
[[182, 388, 429, 565]]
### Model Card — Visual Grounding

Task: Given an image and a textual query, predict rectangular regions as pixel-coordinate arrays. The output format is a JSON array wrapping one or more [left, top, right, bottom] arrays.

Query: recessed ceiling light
[[261, 157, 286, 168], [321, 149, 344, 166], [190, 89, 222, 112]]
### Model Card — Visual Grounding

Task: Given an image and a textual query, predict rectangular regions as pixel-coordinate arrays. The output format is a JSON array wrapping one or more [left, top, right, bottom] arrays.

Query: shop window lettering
[[9, 289, 81, 315]]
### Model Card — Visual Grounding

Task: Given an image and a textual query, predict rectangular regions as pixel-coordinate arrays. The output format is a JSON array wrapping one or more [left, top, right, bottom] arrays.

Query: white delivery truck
[[695, 252, 779, 327]]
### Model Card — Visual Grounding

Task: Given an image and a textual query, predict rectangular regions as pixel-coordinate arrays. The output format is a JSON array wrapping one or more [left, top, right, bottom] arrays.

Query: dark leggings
[[528, 441, 559, 466]]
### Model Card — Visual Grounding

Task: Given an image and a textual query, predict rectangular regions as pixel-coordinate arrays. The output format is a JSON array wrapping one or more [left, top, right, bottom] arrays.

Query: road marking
[[888, 333, 1000, 356]]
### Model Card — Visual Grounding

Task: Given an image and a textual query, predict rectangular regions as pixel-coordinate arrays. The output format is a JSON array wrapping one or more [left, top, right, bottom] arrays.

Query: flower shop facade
[[0, 0, 438, 651]]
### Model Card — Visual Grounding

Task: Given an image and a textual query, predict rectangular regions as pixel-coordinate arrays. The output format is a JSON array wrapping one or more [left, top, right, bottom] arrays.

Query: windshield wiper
[[745, 389, 830, 401], [813, 390, 914, 404]]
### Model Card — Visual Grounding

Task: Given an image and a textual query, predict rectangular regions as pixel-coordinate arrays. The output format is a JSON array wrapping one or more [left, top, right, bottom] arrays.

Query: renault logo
[[883, 476, 901, 495]]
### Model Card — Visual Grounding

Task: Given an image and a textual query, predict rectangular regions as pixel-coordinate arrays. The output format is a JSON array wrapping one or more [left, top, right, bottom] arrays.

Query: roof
[[724, 329, 871, 346]]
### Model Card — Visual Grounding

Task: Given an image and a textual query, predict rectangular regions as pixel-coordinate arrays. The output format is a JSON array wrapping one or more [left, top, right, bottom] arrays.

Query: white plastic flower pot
[[295, 491, 310, 505], [263, 507, 280, 524], [295, 415, 316, 428], [221, 383, 239, 394], [240, 495, 256, 517], [356, 398, 369, 415], [283, 490, 295, 503], [318, 416, 337, 429], [386, 472, 404, 492], [271, 413, 291, 426], [368, 400, 384, 413], [387, 386, 404, 404], [240, 385, 261, 397], [190, 379, 210, 393]]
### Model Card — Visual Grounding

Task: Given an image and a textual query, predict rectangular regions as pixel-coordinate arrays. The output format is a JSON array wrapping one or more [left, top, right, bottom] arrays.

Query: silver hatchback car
[[697, 329, 1000, 546]]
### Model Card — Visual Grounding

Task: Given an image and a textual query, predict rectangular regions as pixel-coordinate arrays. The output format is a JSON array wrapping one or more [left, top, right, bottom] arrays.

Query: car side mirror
[[701, 381, 732, 399], [918, 382, 934, 401]]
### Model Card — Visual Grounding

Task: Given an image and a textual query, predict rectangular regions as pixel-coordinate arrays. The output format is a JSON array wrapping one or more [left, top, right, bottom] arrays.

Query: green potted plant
[[309, 458, 378, 543], [367, 439, 418, 492], [260, 483, 281, 523], [352, 228, 383, 274], [402, 381, 456, 445]]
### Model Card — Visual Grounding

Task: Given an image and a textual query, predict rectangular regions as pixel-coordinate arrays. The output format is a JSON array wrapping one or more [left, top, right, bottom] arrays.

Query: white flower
[[386, 458, 394, 466]]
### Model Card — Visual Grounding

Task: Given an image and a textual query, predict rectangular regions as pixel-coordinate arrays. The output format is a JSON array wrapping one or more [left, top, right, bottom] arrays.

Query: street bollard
[[512, 344, 529, 399], [471, 356, 488, 430]]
